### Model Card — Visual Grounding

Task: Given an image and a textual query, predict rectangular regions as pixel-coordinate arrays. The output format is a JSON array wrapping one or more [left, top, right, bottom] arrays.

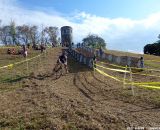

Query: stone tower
[[61, 26, 73, 47]]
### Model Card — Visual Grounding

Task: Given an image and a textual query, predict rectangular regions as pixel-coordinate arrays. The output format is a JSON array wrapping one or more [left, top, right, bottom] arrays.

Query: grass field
[[0, 47, 160, 130], [0, 47, 48, 93], [105, 49, 160, 69]]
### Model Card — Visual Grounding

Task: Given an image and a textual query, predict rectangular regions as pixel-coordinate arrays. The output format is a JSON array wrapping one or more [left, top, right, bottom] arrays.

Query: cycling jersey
[[59, 55, 67, 64]]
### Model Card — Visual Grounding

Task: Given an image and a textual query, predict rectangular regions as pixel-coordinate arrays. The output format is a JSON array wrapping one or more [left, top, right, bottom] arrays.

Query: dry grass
[[0, 47, 160, 130], [105, 49, 160, 69], [0, 47, 48, 93]]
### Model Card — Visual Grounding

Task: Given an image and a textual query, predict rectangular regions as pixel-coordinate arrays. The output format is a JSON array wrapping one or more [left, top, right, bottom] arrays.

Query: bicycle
[[52, 63, 63, 80]]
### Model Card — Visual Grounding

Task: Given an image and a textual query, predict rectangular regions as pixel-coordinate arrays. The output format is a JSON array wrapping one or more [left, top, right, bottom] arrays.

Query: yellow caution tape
[[95, 64, 130, 73], [99, 61, 127, 69], [95, 67, 160, 89], [14, 54, 41, 65], [94, 67, 122, 82], [0, 54, 42, 70], [8, 64, 14, 69], [99, 61, 160, 72], [132, 72, 160, 78], [97, 62, 160, 78], [126, 81, 160, 85], [136, 84, 160, 89], [144, 68, 160, 72], [0, 65, 9, 69]]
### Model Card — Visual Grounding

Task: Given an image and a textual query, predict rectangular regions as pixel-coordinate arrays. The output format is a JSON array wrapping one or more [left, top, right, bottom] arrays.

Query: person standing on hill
[[40, 44, 45, 53], [22, 44, 27, 58], [93, 52, 97, 68], [140, 56, 144, 68], [99, 46, 103, 58]]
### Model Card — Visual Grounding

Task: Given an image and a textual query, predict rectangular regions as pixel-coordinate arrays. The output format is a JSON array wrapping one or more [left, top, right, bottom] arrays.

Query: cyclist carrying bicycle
[[53, 51, 69, 74]]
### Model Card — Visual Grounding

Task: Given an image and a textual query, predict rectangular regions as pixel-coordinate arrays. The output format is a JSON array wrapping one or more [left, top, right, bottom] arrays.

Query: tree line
[[82, 34, 107, 49], [0, 20, 60, 47], [144, 35, 160, 56]]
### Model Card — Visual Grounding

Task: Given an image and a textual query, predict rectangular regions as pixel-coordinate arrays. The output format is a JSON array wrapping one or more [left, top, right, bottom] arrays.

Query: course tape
[[97, 62, 160, 78], [95, 68, 122, 82], [14, 54, 41, 65], [135, 84, 160, 90], [0, 54, 42, 70], [0, 64, 14, 69], [94, 67, 160, 89], [95, 63, 130, 73], [99, 61, 148, 71], [125, 81, 160, 85], [99, 61, 160, 73], [132, 72, 160, 78]]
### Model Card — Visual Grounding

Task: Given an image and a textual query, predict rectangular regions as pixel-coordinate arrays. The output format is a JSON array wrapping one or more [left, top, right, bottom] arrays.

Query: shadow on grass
[[67, 53, 92, 73], [32, 70, 62, 81], [73, 73, 94, 101], [0, 75, 28, 84]]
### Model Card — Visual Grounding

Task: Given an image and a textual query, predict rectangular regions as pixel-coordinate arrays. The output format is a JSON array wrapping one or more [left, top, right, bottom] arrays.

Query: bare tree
[[29, 25, 39, 47], [10, 21, 17, 45], [40, 25, 50, 46], [0, 21, 59, 47], [0, 25, 10, 45], [45, 26, 59, 46], [16, 25, 30, 45]]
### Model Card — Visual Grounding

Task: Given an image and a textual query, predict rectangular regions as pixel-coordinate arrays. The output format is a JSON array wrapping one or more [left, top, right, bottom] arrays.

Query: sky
[[0, 0, 160, 53]]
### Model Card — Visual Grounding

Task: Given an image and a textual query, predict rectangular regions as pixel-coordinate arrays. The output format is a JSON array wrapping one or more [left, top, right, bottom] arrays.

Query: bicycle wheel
[[55, 66, 63, 79], [52, 65, 62, 80]]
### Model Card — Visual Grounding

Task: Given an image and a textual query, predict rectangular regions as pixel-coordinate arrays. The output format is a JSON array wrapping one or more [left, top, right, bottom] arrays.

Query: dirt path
[[0, 48, 160, 130]]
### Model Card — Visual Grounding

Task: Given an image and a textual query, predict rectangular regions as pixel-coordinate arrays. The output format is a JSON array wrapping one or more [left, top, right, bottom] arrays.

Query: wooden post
[[93, 60, 95, 75], [103, 62, 105, 82], [123, 65, 127, 89], [129, 67, 135, 96], [39, 55, 41, 71], [11, 67, 14, 85], [44, 49, 47, 57], [26, 58, 29, 75]]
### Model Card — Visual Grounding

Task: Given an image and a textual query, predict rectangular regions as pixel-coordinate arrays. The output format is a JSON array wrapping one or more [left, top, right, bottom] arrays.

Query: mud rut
[[0, 48, 160, 130]]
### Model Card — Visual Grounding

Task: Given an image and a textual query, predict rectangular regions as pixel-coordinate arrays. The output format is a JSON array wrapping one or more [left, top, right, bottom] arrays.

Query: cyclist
[[53, 51, 69, 74]]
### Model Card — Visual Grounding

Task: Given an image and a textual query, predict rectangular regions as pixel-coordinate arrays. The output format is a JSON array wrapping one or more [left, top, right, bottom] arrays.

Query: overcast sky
[[0, 0, 160, 53]]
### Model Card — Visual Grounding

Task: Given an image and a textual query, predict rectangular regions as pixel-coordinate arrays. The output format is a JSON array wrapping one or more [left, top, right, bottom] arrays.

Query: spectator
[[40, 44, 45, 53], [93, 52, 97, 68], [22, 45, 27, 58], [12, 48, 16, 55], [140, 56, 144, 68], [27, 43, 30, 49], [7, 48, 11, 54], [99, 46, 103, 58]]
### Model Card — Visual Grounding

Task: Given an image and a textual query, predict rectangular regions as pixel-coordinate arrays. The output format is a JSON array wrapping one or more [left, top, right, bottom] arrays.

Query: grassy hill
[[0, 47, 160, 130], [105, 49, 160, 69]]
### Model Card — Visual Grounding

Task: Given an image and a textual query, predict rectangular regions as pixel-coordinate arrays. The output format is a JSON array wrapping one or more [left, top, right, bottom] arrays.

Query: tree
[[0, 21, 17, 45], [40, 26, 50, 46], [10, 21, 17, 45], [45, 26, 59, 46], [82, 34, 106, 49], [29, 25, 39, 47], [16, 25, 30, 45], [0, 25, 10, 45], [0, 21, 59, 47], [144, 35, 160, 56]]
